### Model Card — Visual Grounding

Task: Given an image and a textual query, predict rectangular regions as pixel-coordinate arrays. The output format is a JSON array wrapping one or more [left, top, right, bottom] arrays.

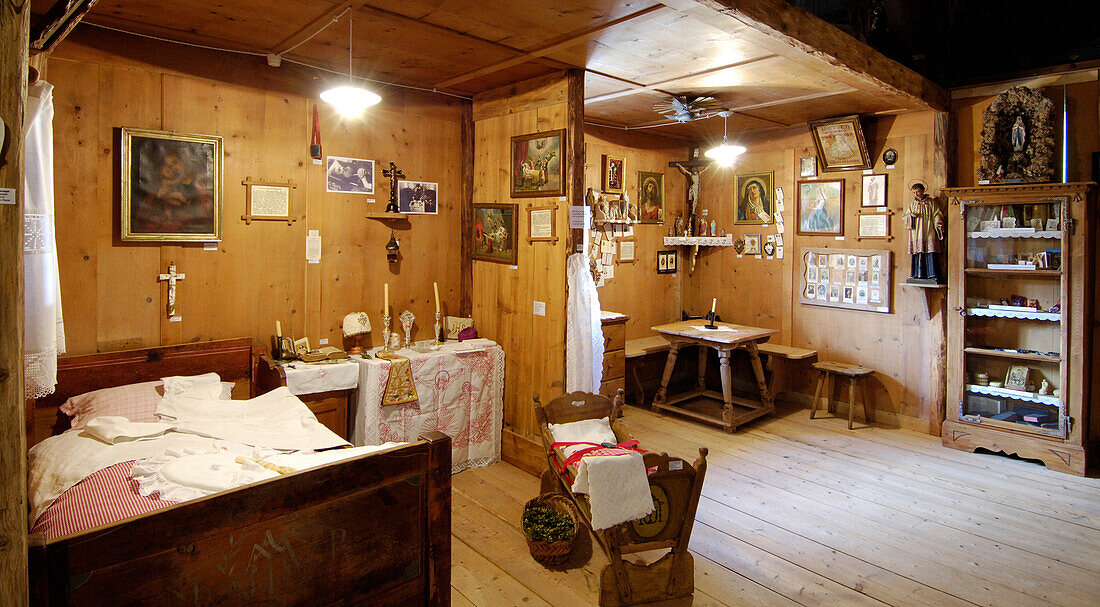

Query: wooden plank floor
[[452, 404, 1100, 606]]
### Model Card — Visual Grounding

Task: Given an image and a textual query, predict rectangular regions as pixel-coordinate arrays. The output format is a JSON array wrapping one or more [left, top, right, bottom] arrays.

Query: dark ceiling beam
[[30, 0, 99, 55]]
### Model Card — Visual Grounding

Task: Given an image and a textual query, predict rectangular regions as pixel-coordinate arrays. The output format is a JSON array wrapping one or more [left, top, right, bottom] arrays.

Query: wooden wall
[[584, 126, 686, 340], [471, 72, 573, 441], [42, 38, 465, 356], [683, 112, 947, 430]]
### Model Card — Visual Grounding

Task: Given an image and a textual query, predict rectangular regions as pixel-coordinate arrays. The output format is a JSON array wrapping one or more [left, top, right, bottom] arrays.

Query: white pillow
[[548, 417, 618, 458], [161, 372, 222, 396]]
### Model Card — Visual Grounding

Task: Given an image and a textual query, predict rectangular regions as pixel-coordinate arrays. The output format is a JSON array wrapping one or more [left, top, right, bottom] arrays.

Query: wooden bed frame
[[535, 390, 707, 607], [27, 338, 451, 606]]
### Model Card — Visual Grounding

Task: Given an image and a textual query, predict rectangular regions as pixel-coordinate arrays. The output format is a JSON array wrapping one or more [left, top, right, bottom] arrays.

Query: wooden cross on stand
[[382, 161, 405, 213], [157, 262, 185, 318]]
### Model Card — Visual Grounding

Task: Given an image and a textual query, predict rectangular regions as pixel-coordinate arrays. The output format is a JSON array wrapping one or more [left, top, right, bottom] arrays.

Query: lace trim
[[24, 349, 57, 399]]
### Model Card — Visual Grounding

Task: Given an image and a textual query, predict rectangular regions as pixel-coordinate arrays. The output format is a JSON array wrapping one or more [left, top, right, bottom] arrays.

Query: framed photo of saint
[[734, 171, 774, 225], [637, 171, 665, 223], [797, 179, 845, 236]]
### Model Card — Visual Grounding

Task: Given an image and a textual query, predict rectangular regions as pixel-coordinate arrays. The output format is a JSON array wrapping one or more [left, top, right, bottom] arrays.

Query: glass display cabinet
[[942, 182, 1095, 475]]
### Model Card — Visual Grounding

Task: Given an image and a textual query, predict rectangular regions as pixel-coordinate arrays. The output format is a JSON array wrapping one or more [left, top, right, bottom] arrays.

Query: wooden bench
[[625, 337, 816, 406]]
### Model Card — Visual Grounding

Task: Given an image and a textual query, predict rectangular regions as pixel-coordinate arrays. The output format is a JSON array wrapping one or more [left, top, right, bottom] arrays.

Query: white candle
[[434, 282, 440, 314], [711, 298, 716, 314], [276, 320, 282, 337], [384, 283, 389, 311]]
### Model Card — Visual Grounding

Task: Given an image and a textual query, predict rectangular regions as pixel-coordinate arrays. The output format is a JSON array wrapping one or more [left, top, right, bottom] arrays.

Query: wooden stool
[[810, 361, 874, 429]]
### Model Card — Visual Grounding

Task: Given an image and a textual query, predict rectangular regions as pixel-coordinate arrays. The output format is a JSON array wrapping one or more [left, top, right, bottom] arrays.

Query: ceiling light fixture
[[320, 10, 380, 118], [704, 110, 746, 166]]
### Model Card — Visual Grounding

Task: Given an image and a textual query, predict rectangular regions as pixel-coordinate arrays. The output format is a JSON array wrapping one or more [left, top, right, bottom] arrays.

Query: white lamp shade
[[320, 85, 381, 118], [704, 141, 747, 166]]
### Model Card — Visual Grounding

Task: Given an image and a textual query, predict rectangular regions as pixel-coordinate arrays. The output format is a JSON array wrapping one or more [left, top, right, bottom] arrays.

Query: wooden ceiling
[[33, 0, 947, 141]]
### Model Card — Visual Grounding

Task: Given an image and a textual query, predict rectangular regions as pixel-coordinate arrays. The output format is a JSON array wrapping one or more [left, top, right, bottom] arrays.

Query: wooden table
[[650, 320, 777, 432]]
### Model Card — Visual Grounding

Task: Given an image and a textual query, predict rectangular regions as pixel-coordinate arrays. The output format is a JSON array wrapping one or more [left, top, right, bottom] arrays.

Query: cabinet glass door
[[960, 199, 1066, 437]]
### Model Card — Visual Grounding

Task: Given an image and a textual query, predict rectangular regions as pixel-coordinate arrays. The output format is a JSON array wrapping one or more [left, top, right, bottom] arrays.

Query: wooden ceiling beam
[[30, 0, 99, 55], [266, 1, 370, 56], [435, 3, 669, 90], [687, 0, 949, 112], [583, 53, 780, 104]]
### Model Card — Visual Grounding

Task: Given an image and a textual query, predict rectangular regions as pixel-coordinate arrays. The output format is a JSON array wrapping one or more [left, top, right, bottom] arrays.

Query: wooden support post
[[459, 100, 473, 317], [1, 2, 30, 605], [929, 111, 950, 436]]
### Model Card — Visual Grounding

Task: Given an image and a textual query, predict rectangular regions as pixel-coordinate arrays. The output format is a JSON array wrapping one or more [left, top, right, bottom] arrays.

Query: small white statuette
[[1038, 379, 1050, 395]]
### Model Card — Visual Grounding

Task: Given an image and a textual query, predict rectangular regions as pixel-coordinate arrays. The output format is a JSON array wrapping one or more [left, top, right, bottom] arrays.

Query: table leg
[[697, 346, 708, 392], [653, 343, 680, 410], [718, 349, 733, 431], [744, 341, 774, 412]]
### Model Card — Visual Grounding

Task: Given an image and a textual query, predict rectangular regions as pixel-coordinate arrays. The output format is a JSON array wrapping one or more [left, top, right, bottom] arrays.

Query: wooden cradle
[[27, 338, 451, 606], [534, 390, 707, 607]]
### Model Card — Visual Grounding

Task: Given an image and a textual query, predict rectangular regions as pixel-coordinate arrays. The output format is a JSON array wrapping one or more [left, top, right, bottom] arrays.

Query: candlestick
[[433, 282, 440, 314], [434, 312, 442, 344], [380, 314, 392, 355]]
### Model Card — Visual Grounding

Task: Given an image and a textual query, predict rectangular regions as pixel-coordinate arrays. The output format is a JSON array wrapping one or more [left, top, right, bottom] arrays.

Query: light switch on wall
[[533, 301, 546, 316]]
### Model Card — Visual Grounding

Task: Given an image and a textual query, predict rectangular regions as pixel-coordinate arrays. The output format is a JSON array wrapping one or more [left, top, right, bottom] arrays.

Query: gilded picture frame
[[808, 115, 872, 172], [637, 171, 665, 223], [603, 155, 625, 194], [734, 171, 774, 225], [121, 127, 222, 242], [472, 203, 518, 265], [510, 130, 565, 198]]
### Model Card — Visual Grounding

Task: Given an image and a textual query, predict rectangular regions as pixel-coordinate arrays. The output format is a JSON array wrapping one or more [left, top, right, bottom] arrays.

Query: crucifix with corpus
[[382, 161, 405, 213], [158, 262, 185, 318], [669, 148, 714, 276]]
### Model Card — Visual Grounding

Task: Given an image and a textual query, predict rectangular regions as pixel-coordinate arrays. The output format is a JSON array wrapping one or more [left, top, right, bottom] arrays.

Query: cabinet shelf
[[965, 384, 1060, 406], [966, 307, 1060, 321], [664, 235, 733, 246], [365, 211, 408, 220], [963, 347, 1060, 363], [967, 230, 1061, 239], [964, 268, 1061, 278]]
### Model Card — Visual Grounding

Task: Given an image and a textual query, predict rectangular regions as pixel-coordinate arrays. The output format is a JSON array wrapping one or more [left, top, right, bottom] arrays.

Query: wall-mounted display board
[[799, 247, 893, 314]]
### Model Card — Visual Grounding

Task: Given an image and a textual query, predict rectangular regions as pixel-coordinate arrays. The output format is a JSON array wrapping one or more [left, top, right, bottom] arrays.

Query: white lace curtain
[[565, 253, 603, 393], [24, 81, 65, 398]]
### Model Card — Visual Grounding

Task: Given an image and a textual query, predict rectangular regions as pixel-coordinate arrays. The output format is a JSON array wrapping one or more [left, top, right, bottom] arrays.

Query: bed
[[27, 338, 451, 606]]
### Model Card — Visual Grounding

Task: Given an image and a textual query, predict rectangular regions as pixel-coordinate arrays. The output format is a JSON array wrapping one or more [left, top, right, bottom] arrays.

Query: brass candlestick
[[434, 312, 442, 344], [380, 314, 392, 355]]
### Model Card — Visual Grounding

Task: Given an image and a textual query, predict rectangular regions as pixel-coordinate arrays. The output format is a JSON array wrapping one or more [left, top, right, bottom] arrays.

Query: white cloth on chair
[[565, 253, 603, 393], [572, 451, 653, 530]]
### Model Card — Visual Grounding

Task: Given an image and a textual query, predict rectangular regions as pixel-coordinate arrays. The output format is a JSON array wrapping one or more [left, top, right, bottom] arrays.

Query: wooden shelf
[[365, 211, 407, 220], [967, 230, 1061, 239], [967, 307, 1060, 321], [664, 236, 733, 246], [965, 384, 1060, 406], [964, 268, 1061, 278], [963, 347, 1060, 363]]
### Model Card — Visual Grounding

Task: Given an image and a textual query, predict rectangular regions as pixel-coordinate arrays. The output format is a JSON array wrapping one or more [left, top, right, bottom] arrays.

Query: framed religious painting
[[472, 203, 518, 265], [797, 179, 845, 236], [734, 171, 774, 225], [808, 115, 873, 172], [510, 130, 565, 198], [637, 171, 665, 223], [121, 127, 222, 242], [861, 173, 887, 207], [603, 155, 625, 194]]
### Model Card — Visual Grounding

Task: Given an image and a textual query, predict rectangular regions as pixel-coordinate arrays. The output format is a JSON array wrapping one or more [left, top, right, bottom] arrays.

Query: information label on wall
[[0, 188, 15, 205]]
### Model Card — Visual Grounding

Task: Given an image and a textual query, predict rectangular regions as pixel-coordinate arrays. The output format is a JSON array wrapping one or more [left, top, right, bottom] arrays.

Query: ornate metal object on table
[[399, 310, 416, 349]]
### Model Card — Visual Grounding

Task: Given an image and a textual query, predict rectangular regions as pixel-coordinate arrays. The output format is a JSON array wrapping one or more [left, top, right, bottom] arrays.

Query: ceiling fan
[[652, 94, 724, 122]]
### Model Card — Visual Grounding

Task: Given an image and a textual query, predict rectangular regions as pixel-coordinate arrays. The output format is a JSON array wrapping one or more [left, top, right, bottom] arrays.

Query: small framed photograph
[[121, 127, 222, 242], [820, 267, 831, 283], [657, 249, 677, 274], [294, 337, 311, 357], [816, 283, 827, 299], [744, 234, 762, 255], [807, 266, 819, 282], [829, 285, 841, 302], [398, 180, 438, 214], [842, 286, 855, 304], [861, 174, 887, 207], [882, 148, 898, 166], [1004, 365, 1030, 391], [797, 179, 844, 236], [472, 203, 518, 265], [658, 251, 668, 272], [603, 155, 625, 194], [511, 130, 565, 198], [808, 114, 873, 172], [326, 155, 374, 194], [735, 171, 774, 225], [800, 156, 817, 178]]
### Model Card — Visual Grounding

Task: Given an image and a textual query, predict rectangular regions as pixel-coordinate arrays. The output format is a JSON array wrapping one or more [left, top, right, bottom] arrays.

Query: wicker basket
[[523, 493, 579, 565]]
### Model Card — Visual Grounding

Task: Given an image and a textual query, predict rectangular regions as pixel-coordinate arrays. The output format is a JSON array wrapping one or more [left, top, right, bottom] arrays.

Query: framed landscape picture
[[734, 171, 774, 225], [797, 179, 845, 236], [511, 130, 564, 198], [637, 171, 665, 223], [808, 115, 872, 172], [121, 127, 222, 242], [472, 203, 518, 264]]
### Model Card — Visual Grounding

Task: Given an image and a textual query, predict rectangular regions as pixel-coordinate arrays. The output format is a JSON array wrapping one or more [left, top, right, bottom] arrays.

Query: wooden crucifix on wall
[[382, 161, 405, 213]]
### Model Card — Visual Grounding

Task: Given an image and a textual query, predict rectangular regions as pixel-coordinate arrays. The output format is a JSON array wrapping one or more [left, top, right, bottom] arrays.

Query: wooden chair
[[810, 361, 874, 429], [534, 390, 708, 607]]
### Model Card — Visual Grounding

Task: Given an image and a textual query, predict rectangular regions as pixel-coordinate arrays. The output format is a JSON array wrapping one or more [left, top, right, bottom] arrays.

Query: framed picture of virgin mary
[[121, 127, 222, 242]]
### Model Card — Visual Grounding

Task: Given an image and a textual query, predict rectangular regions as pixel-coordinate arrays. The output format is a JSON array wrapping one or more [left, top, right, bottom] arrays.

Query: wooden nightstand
[[600, 313, 628, 401], [254, 355, 353, 440]]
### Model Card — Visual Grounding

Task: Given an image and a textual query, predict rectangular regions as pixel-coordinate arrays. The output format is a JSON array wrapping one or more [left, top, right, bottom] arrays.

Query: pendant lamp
[[704, 111, 746, 166], [320, 11, 381, 118]]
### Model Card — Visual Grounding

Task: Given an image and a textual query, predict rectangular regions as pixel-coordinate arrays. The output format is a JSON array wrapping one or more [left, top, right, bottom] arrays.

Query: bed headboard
[[29, 338, 253, 446]]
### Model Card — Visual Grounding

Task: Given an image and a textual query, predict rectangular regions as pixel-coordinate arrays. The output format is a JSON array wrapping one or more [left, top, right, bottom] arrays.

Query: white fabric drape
[[24, 81, 65, 398], [565, 253, 603, 393]]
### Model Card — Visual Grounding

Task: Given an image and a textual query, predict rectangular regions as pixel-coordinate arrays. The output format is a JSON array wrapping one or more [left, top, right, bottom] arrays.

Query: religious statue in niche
[[902, 182, 945, 284], [977, 86, 1055, 183]]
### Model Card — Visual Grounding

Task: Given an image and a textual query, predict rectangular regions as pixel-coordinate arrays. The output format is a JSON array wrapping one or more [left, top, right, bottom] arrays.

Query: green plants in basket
[[523, 506, 575, 543]]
